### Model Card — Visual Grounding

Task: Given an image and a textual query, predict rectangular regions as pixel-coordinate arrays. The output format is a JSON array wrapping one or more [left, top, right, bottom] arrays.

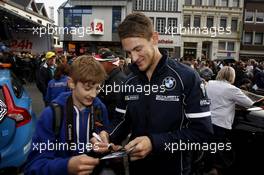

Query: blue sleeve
[[24, 107, 70, 175], [149, 71, 213, 153], [45, 82, 52, 104]]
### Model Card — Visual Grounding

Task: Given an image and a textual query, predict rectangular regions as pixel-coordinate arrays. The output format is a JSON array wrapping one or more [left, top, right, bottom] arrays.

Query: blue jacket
[[24, 92, 109, 175], [109, 55, 213, 175], [45, 76, 70, 104]]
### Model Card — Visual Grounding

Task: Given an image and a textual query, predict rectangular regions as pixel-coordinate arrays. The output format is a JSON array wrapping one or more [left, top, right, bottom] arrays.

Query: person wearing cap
[[36, 51, 57, 106], [95, 48, 127, 121], [94, 48, 127, 174]]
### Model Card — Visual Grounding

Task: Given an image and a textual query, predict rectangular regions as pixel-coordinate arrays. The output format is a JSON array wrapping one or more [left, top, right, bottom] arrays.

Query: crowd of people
[[1, 12, 263, 175]]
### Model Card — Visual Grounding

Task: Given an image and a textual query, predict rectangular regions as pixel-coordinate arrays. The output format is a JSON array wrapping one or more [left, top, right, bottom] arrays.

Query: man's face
[[72, 82, 100, 109], [47, 56, 56, 66], [121, 37, 156, 72]]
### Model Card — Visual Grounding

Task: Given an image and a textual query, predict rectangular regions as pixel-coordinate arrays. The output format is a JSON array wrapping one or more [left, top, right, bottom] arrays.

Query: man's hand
[[90, 131, 109, 153], [90, 131, 121, 153], [67, 154, 99, 175], [125, 136, 152, 161]]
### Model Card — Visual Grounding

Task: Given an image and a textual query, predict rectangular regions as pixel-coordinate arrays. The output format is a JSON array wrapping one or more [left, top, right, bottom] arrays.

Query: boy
[[25, 55, 109, 175]]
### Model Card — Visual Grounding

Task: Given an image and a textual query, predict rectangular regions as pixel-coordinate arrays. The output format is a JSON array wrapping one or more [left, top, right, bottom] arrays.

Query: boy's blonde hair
[[216, 66, 236, 84], [70, 55, 106, 85]]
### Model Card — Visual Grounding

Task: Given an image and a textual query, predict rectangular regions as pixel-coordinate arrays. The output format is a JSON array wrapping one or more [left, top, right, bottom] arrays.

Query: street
[[24, 83, 44, 117]]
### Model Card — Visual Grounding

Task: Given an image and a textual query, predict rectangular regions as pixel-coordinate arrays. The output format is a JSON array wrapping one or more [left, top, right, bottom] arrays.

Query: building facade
[[182, 0, 244, 61], [0, 0, 57, 54], [58, 0, 133, 54], [240, 0, 264, 60], [133, 0, 182, 58]]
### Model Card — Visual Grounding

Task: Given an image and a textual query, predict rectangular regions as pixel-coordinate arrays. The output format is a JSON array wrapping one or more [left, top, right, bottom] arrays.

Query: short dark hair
[[54, 63, 70, 80], [118, 12, 154, 40]]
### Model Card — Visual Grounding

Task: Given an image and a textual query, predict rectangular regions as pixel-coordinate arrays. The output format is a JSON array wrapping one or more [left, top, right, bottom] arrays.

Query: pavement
[[24, 82, 45, 117]]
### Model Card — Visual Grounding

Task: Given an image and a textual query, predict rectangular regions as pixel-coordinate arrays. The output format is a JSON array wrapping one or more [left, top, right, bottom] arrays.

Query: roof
[[11, 0, 32, 7], [58, 0, 71, 9], [36, 3, 44, 11]]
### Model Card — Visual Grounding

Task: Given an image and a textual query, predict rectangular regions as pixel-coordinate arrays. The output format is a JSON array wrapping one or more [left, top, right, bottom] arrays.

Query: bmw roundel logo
[[162, 76, 176, 91]]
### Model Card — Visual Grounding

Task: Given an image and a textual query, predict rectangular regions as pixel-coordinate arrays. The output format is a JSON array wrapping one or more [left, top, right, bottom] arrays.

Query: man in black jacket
[[91, 13, 213, 175], [95, 48, 127, 121], [36, 51, 56, 106]]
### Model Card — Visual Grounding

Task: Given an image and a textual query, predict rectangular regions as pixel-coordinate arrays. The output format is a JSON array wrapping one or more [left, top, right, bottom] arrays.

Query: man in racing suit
[[91, 12, 213, 175]]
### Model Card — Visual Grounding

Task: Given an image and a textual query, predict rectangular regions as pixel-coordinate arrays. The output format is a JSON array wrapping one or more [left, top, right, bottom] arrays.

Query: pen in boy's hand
[[92, 132, 114, 150], [92, 132, 103, 142]]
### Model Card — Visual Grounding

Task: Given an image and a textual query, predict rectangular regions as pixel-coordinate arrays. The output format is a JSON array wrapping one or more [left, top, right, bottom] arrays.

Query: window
[[112, 6, 121, 33], [194, 16, 201, 27], [245, 11, 254, 22], [57, 40, 60, 45], [195, 0, 202, 6], [64, 7, 92, 27], [134, 0, 143, 10], [53, 38, 56, 45], [149, 0, 155, 10], [221, 0, 228, 7], [185, 0, 192, 5], [218, 41, 226, 50], [72, 14, 81, 27], [156, 18, 166, 34], [208, 0, 215, 6], [232, 0, 239, 7], [220, 17, 227, 28], [256, 12, 264, 23], [168, 0, 178, 11], [231, 18, 238, 32], [184, 15, 191, 27], [64, 13, 73, 27], [227, 42, 235, 51], [72, 9, 82, 13], [207, 16, 214, 28], [244, 32, 253, 44], [168, 18, 178, 29], [145, 0, 150, 10], [144, 0, 155, 11], [255, 33, 263, 45], [156, 0, 166, 11]]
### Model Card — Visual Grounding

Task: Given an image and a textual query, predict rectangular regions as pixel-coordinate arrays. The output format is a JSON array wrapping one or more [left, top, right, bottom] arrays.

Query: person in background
[[45, 63, 71, 105], [36, 51, 57, 106], [95, 48, 127, 121], [205, 66, 254, 175]]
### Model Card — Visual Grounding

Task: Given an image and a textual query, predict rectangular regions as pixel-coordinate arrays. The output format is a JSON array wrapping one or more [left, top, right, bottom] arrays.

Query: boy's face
[[121, 35, 157, 72], [71, 81, 100, 109]]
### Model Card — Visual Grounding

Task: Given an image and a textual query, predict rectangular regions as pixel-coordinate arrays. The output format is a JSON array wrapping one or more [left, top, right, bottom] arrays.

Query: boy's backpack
[[50, 103, 63, 138], [49, 100, 104, 141]]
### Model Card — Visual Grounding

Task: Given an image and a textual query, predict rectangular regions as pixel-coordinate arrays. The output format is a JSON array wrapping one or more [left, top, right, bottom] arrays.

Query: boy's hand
[[125, 136, 152, 161], [67, 154, 99, 175]]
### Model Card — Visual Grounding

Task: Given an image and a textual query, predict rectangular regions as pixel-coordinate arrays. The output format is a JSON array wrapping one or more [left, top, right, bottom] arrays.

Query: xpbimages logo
[[32, 140, 101, 153], [165, 25, 231, 38], [164, 140, 232, 154], [99, 82, 166, 96]]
